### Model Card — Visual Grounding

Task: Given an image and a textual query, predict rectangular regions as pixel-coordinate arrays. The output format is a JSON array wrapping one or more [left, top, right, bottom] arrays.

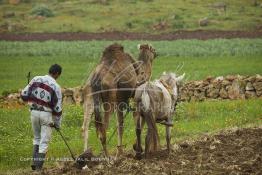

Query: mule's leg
[[144, 111, 151, 158], [133, 110, 145, 153], [166, 117, 172, 153], [135, 114, 144, 159], [144, 127, 150, 158], [81, 94, 94, 151]]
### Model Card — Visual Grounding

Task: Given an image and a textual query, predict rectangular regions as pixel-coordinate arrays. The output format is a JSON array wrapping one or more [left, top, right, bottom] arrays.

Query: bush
[[172, 20, 185, 29], [30, 4, 54, 17]]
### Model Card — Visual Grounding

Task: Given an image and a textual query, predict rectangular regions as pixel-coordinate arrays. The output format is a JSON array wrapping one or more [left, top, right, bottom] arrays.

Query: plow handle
[[55, 128, 76, 161]]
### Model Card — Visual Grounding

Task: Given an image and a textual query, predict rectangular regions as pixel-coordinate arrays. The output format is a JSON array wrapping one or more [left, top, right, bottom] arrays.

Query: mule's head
[[137, 43, 157, 62], [160, 72, 185, 97]]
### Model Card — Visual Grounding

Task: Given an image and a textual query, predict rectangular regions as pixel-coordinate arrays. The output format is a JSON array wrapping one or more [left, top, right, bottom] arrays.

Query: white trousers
[[31, 110, 53, 153]]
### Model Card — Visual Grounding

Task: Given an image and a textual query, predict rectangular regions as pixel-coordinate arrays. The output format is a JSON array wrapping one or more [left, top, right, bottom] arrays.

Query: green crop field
[[0, 39, 262, 95], [0, 0, 262, 33]]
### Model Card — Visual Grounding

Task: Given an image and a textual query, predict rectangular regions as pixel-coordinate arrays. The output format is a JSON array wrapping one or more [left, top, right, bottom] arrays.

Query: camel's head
[[137, 44, 157, 62]]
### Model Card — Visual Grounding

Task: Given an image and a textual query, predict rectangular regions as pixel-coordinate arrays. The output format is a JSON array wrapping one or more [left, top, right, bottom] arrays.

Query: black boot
[[31, 145, 39, 170], [35, 153, 46, 171]]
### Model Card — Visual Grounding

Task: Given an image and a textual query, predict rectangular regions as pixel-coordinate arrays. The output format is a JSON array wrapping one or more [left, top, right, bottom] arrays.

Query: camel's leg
[[100, 127, 108, 157], [96, 78, 116, 156], [81, 85, 94, 151], [116, 102, 125, 156], [132, 109, 139, 151], [100, 101, 114, 157], [166, 117, 172, 153], [103, 84, 117, 130], [81, 95, 94, 151]]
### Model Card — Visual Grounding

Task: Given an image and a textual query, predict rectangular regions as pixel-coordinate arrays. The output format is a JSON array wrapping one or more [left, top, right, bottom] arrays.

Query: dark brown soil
[[0, 30, 262, 41], [24, 127, 262, 175]]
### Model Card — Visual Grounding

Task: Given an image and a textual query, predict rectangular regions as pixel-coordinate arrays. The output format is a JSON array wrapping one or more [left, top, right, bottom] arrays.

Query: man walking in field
[[21, 64, 63, 171]]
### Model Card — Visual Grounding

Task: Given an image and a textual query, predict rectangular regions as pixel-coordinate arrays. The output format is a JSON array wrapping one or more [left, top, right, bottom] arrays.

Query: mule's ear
[[137, 44, 141, 50], [176, 73, 185, 82]]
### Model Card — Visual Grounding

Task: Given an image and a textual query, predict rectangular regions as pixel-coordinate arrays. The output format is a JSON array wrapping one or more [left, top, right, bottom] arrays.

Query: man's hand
[[49, 122, 60, 130]]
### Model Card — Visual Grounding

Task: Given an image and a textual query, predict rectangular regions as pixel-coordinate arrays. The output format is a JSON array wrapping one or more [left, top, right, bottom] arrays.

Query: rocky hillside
[[1, 0, 262, 33]]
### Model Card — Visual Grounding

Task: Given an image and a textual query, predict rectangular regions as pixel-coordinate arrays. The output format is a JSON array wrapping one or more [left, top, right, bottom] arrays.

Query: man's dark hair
[[49, 64, 62, 75]]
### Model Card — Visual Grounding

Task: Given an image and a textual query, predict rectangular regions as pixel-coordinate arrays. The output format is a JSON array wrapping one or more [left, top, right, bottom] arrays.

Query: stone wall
[[179, 75, 262, 102], [61, 75, 262, 104], [2, 75, 262, 106], [62, 86, 83, 105]]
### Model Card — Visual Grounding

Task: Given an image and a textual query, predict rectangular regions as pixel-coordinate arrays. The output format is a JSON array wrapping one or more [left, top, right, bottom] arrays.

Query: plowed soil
[[1, 30, 262, 41], [23, 127, 262, 175]]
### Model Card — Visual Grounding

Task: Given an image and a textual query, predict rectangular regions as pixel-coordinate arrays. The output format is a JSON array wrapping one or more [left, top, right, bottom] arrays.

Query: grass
[[0, 38, 261, 172], [0, 99, 261, 172], [0, 39, 262, 95], [0, 0, 262, 33]]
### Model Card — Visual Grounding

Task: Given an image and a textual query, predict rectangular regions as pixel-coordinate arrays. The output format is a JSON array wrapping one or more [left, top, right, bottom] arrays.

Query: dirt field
[[1, 30, 262, 41], [21, 127, 261, 175]]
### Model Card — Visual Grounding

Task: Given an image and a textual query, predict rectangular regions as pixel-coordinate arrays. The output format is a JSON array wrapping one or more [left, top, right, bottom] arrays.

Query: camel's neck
[[138, 52, 149, 62], [137, 53, 153, 82], [138, 53, 152, 68]]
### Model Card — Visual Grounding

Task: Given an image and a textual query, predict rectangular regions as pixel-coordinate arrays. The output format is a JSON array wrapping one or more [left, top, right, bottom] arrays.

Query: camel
[[81, 43, 156, 156], [133, 72, 185, 159]]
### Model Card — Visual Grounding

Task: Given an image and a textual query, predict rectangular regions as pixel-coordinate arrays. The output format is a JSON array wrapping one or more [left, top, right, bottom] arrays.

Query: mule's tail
[[144, 111, 159, 154], [141, 89, 159, 154], [90, 73, 103, 135]]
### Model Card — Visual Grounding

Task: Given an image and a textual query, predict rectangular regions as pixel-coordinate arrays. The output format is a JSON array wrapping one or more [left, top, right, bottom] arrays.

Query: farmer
[[21, 64, 63, 171]]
